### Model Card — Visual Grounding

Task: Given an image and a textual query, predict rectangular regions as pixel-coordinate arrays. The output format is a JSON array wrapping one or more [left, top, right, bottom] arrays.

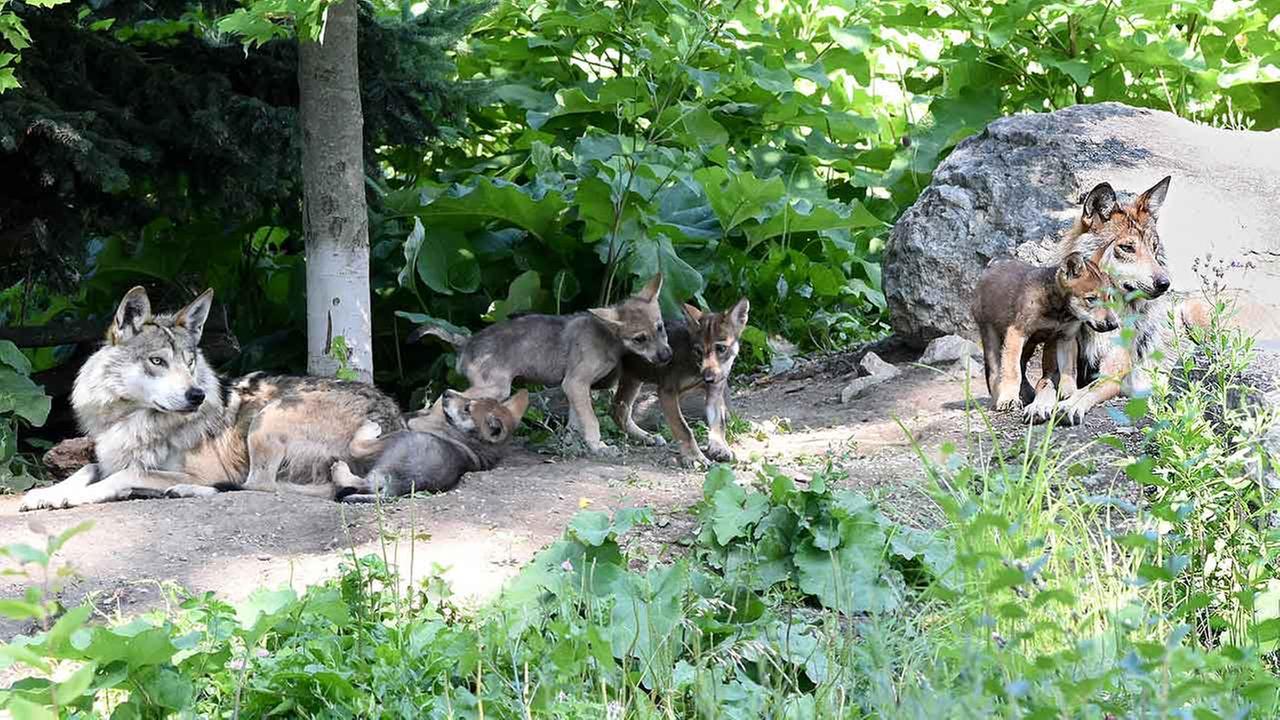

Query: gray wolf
[[410, 274, 673, 455], [19, 287, 413, 510], [972, 252, 1119, 416], [19, 286, 246, 510], [611, 298, 750, 467], [330, 388, 529, 502], [1039, 176, 1181, 425]]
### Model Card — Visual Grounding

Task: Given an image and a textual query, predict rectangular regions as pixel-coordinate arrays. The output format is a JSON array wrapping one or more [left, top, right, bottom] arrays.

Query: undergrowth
[[2, 297, 1279, 717]]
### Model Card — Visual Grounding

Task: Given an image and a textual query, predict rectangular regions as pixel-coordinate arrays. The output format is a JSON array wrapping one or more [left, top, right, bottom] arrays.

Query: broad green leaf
[[489, 270, 542, 322], [415, 228, 481, 295], [743, 198, 885, 247], [419, 178, 567, 240], [568, 511, 612, 547], [0, 368, 51, 426], [624, 234, 704, 315], [0, 340, 30, 374]]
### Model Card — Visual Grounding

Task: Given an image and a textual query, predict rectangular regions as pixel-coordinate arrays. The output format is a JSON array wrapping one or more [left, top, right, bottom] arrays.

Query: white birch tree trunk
[[297, 0, 373, 382]]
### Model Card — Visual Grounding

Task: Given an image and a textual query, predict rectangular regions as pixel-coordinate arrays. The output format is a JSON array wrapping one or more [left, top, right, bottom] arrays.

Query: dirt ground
[[0, 348, 1135, 638]]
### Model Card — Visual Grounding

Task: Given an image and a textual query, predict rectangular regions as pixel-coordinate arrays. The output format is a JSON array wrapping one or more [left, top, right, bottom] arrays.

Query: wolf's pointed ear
[[505, 389, 531, 422], [110, 286, 152, 344], [1081, 182, 1119, 223], [1058, 252, 1087, 281], [175, 288, 214, 343], [681, 303, 704, 328], [1136, 175, 1171, 221], [727, 297, 751, 330], [588, 307, 624, 331], [637, 273, 664, 303]]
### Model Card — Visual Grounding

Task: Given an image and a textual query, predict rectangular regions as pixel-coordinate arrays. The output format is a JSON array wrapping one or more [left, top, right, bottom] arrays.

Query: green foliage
[[0, 340, 49, 492]]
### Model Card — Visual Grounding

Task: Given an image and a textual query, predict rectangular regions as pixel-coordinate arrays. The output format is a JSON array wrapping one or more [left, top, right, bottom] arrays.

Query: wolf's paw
[[353, 422, 382, 444], [1022, 396, 1056, 425], [992, 393, 1024, 412], [1056, 394, 1094, 426], [678, 448, 711, 469], [588, 442, 622, 458], [19, 487, 68, 512], [624, 428, 666, 447], [705, 443, 735, 464], [163, 484, 219, 499]]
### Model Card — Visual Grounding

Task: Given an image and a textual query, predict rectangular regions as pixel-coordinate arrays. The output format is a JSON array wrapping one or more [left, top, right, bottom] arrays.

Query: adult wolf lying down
[[19, 286, 522, 511]]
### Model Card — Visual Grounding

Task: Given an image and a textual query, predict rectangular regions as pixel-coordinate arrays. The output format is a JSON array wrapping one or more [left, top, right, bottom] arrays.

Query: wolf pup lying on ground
[[1036, 176, 1187, 425], [972, 252, 1119, 417], [20, 287, 416, 510], [329, 389, 530, 502], [410, 274, 673, 456], [611, 298, 750, 467]]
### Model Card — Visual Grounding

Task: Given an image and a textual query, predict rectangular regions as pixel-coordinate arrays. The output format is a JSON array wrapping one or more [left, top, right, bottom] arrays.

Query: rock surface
[[42, 436, 94, 480], [859, 351, 899, 378], [919, 335, 983, 366], [884, 102, 1280, 346]]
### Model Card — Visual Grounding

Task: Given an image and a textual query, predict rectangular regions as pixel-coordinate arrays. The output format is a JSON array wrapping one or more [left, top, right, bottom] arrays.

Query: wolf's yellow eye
[[715, 343, 728, 354], [149, 357, 166, 367], [633, 334, 647, 343]]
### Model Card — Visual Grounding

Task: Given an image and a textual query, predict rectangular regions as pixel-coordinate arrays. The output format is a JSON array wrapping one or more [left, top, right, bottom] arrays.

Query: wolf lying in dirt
[[411, 274, 672, 456], [611, 298, 750, 467], [329, 389, 529, 502], [972, 252, 1119, 415], [20, 286, 527, 511]]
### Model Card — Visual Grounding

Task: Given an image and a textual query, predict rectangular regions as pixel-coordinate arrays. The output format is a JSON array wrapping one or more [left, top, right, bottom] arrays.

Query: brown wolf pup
[[1039, 177, 1178, 425], [410, 274, 673, 456], [329, 389, 529, 502], [972, 252, 1119, 413], [611, 298, 749, 467]]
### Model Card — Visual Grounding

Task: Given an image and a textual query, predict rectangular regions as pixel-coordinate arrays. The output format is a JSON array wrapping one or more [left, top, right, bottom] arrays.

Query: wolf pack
[[19, 175, 1204, 513], [18, 271, 752, 510]]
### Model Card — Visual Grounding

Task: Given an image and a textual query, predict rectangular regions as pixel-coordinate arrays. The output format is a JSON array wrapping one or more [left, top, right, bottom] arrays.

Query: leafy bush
[[0, 340, 49, 492]]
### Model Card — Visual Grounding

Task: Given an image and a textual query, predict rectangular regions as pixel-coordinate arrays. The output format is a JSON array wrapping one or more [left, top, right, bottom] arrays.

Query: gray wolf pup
[[329, 389, 530, 502], [410, 274, 673, 455], [611, 298, 750, 467], [1039, 176, 1182, 425], [972, 252, 1119, 416]]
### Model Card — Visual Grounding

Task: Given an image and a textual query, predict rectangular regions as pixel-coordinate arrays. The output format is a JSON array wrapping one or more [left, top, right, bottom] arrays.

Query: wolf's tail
[[409, 324, 470, 350]]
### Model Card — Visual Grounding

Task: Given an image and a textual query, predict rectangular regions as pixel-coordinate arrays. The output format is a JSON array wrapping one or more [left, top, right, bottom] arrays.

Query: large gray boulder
[[884, 102, 1280, 347]]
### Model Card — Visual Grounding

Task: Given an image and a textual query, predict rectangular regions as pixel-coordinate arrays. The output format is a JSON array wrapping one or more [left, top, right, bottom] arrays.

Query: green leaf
[[0, 341, 31, 374], [707, 482, 769, 546], [6, 698, 55, 720], [52, 661, 96, 704], [489, 270, 542, 322], [415, 228, 481, 295], [624, 234, 704, 315], [568, 511, 613, 547], [419, 178, 567, 240], [0, 368, 51, 426]]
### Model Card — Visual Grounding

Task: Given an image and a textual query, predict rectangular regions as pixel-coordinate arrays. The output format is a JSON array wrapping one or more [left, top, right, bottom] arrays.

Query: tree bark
[[297, 0, 373, 382]]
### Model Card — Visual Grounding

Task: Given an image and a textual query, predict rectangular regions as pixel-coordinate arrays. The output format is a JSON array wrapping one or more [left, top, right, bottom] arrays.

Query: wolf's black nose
[[1153, 275, 1171, 295], [185, 387, 206, 407], [702, 369, 717, 384]]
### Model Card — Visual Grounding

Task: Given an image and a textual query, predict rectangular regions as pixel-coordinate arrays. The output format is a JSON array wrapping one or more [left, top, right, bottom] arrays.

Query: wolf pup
[[330, 389, 530, 502], [1038, 177, 1176, 425], [19, 286, 244, 511], [410, 274, 672, 455], [973, 252, 1119, 415], [611, 298, 750, 467]]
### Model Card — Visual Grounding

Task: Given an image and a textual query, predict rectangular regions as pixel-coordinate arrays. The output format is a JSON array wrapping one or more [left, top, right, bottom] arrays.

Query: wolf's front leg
[[19, 463, 100, 511], [610, 374, 666, 447], [704, 383, 734, 464], [564, 376, 618, 457], [658, 388, 708, 468]]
